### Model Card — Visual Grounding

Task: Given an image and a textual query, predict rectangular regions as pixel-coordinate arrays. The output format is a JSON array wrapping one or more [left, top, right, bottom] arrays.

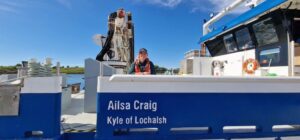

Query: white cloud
[[0, 1, 20, 14], [134, 0, 183, 8], [0, 5, 17, 13], [57, 0, 72, 9], [0, 0, 41, 14], [151, 0, 182, 7], [132, 0, 249, 14], [190, 0, 249, 14]]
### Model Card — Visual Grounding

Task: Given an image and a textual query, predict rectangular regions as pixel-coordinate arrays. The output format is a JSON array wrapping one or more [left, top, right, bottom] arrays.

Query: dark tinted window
[[293, 19, 300, 43], [235, 28, 254, 50], [259, 47, 280, 65], [253, 18, 279, 46], [206, 37, 227, 56], [223, 34, 238, 53]]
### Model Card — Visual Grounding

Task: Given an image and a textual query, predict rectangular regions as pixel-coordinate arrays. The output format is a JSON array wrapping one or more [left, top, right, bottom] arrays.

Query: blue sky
[[0, 0, 248, 68]]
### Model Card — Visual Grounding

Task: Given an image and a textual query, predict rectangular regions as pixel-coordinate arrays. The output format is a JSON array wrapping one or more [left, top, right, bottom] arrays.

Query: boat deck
[[61, 91, 96, 133]]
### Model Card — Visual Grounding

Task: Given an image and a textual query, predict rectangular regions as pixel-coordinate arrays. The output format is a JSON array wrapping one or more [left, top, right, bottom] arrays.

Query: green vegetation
[[0, 65, 84, 75], [52, 66, 84, 74], [0, 66, 18, 74], [154, 65, 167, 74], [154, 65, 180, 75]]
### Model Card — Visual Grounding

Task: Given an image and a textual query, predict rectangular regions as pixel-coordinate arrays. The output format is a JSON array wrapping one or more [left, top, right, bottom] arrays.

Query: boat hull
[[0, 93, 61, 139], [96, 92, 300, 139]]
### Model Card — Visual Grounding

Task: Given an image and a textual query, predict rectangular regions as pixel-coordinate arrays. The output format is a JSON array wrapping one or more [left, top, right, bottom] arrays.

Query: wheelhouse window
[[206, 37, 227, 57], [293, 18, 300, 44], [223, 34, 238, 53], [235, 28, 254, 50], [253, 18, 279, 46], [259, 47, 280, 65]]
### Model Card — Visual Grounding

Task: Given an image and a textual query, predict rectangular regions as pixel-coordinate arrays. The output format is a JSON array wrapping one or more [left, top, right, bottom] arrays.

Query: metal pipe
[[0, 76, 26, 85], [290, 40, 295, 76]]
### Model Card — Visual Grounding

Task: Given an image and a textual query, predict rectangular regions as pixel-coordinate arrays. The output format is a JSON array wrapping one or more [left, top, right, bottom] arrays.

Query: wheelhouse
[[200, 0, 300, 76]]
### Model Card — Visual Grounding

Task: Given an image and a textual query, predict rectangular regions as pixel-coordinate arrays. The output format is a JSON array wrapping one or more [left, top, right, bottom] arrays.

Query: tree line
[[0, 65, 84, 75], [0, 65, 178, 75]]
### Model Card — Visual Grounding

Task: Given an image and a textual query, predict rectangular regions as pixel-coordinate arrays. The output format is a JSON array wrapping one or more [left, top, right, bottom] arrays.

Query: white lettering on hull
[[134, 116, 167, 125], [107, 100, 158, 112]]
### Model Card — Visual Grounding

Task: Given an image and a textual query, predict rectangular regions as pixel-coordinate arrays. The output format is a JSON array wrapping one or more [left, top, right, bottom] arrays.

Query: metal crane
[[94, 8, 134, 73]]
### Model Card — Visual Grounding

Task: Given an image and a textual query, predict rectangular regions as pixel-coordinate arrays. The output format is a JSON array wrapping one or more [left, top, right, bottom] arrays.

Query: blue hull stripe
[[97, 92, 300, 139], [0, 93, 61, 139]]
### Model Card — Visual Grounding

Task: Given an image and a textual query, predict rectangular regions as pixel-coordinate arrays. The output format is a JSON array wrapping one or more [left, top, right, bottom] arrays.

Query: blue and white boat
[[1, 0, 300, 139]]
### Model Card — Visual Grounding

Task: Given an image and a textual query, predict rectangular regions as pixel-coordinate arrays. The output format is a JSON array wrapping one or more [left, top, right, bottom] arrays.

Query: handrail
[[0, 76, 26, 86]]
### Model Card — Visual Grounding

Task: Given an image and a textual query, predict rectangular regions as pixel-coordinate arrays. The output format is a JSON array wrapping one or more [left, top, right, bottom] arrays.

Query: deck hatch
[[0, 85, 21, 116]]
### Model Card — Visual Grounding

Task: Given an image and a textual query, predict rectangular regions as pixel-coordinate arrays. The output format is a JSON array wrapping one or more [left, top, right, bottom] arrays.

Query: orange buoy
[[243, 58, 259, 74]]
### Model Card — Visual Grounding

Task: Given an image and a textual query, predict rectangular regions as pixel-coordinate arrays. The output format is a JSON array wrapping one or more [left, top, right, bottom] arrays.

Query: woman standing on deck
[[128, 48, 156, 75]]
